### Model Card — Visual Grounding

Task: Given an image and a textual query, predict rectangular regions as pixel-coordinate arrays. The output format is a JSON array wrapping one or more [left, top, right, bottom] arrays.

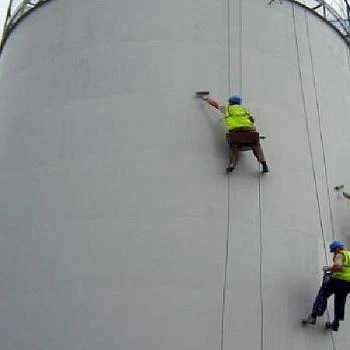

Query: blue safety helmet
[[228, 94, 242, 105], [329, 240, 344, 252]]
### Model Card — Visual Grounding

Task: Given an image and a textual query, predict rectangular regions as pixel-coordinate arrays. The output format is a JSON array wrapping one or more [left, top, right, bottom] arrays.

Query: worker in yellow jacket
[[202, 94, 268, 173], [302, 240, 350, 331]]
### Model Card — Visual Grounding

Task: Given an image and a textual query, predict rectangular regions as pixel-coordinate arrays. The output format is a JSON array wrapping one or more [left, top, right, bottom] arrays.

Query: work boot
[[261, 162, 269, 173], [325, 320, 339, 331], [226, 163, 235, 173], [226, 166, 234, 173], [301, 315, 316, 325]]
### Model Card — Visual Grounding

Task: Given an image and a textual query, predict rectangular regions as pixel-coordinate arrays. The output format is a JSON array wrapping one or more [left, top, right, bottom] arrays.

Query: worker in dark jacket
[[302, 240, 350, 331]]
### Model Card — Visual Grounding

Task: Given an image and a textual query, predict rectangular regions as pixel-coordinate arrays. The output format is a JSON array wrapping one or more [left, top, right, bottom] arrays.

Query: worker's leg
[[333, 280, 350, 321], [311, 283, 331, 317], [334, 292, 347, 322], [324, 280, 350, 331], [251, 143, 266, 162], [310, 278, 335, 318], [251, 143, 269, 172], [227, 145, 239, 172]]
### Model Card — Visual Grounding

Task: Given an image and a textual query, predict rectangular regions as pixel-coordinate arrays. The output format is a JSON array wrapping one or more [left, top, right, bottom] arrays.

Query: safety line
[[292, 5, 328, 261], [258, 168, 264, 350], [220, 1, 232, 349], [292, 5, 336, 349], [239, 1, 264, 348], [305, 8, 337, 349], [239, 0, 243, 95], [256, 4, 264, 347], [227, 0, 232, 94], [220, 175, 230, 350], [305, 14, 336, 241], [304, 29, 337, 346], [246, 3, 264, 349]]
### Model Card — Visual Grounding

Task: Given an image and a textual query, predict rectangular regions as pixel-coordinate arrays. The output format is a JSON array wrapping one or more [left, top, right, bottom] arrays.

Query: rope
[[292, 5, 336, 348], [258, 167, 264, 350], [292, 4, 328, 262], [305, 14, 336, 241], [238, 0, 243, 95], [220, 1, 232, 349]]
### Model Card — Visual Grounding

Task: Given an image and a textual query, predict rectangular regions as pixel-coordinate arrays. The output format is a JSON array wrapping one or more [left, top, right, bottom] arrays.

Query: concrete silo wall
[[0, 0, 349, 349]]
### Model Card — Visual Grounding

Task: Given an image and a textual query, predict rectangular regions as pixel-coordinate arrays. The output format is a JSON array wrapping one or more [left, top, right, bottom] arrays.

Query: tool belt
[[226, 129, 260, 146]]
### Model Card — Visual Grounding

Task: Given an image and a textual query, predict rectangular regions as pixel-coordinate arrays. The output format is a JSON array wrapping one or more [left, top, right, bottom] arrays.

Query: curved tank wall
[[0, 0, 350, 349]]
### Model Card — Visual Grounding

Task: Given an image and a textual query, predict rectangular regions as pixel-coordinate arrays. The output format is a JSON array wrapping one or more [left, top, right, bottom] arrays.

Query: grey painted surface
[[0, 0, 350, 349]]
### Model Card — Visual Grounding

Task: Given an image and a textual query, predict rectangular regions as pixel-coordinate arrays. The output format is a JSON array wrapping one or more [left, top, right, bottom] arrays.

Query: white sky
[[0, 0, 11, 38]]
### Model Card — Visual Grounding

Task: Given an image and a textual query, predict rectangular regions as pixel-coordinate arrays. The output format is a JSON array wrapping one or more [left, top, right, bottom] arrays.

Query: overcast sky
[[0, 0, 10, 38]]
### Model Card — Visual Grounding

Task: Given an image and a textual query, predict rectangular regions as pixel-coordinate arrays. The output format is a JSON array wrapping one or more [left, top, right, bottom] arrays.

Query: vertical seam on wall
[[293, 6, 336, 348], [305, 14, 336, 241], [220, 1, 231, 349]]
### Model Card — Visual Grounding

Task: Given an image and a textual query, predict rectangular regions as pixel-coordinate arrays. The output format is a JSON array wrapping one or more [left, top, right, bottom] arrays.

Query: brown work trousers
[[226, 128, 266, 167]]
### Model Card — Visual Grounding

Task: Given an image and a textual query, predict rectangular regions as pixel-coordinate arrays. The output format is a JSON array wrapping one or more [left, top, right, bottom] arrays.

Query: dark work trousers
[[312, 277, 350, 321]]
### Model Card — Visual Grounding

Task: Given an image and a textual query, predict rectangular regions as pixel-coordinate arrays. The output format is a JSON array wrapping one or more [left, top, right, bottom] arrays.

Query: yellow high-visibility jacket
[[224, 105, 253, 131], [332, 250, 350, 282]]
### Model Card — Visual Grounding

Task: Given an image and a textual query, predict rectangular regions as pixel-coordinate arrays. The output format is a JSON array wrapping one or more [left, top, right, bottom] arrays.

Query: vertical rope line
[[220, 1, 231, 350], [240, 1, 264, 347], [220, 172, 230, 350], [254, 1, 264, 346], [305, 11, 338, 348], [239, 2, 264, 348], [258, 170, 264, 350], [220, 175, 230, 350], [293, 6, 336, 347], [227, 0, 232, 93], [292, 6, 328, 260], [305, 14, 336, 241], [239, 0, 243, 95]]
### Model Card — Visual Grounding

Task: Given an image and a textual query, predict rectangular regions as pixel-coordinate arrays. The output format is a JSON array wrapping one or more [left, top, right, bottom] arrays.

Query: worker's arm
[[322, 253, 344, 272], [201, 97, 227, 118], [343, 192, 350, 200], [331, 253, 344, 272], [244, 108, 255, 123], [202, 98, 228, 118], [202, 97, 221, 110]]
